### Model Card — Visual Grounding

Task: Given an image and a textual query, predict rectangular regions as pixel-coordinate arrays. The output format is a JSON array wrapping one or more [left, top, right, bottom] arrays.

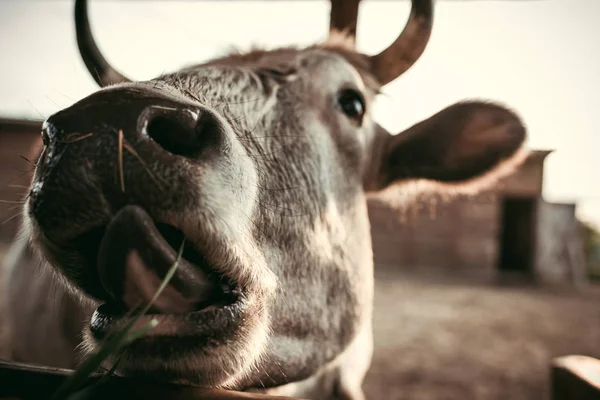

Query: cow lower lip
[[85, 206, 247, 340], [63, 204, 245, 338], [90, 292, 245, 340]]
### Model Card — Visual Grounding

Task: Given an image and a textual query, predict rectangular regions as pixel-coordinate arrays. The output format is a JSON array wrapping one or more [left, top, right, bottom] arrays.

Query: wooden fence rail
[[4, 355, 600, 399], [0, 360, 299, 400]]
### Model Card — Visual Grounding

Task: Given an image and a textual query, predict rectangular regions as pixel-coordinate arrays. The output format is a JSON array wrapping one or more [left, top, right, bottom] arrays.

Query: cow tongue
[[97, 205, 218, 314]]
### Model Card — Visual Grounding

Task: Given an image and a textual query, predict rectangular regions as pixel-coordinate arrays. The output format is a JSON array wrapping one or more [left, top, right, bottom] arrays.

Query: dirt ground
[[364, 268, 600, 400]]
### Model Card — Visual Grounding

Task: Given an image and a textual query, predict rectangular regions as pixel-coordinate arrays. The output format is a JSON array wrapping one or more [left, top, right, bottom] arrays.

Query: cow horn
[[329, 0, 361, 45], [369, 0, 434, 85], [75, 0, 131, 87]]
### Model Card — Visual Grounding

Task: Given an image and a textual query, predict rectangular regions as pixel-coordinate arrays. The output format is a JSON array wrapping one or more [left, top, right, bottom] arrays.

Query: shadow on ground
[[364, 268, 600, 400]]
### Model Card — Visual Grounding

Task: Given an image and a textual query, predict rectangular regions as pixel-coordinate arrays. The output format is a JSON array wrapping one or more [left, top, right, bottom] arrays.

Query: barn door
[[498, 197, 536, 274]]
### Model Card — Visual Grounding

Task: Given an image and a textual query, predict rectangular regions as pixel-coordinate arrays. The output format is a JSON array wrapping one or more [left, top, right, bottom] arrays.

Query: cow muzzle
[[25, 83, 257, 342]]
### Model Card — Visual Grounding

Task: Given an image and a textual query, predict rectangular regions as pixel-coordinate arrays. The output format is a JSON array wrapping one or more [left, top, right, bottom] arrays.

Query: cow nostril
[[139, 106, 215, 157], [146, 114, 195, 155]]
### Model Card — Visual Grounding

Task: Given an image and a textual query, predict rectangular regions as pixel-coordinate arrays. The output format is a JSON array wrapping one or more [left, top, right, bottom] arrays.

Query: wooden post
[[551, 355, 600, 400]]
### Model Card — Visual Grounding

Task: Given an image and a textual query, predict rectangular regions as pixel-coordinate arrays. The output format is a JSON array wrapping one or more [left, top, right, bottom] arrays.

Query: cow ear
[[370, 101, 527, 192]]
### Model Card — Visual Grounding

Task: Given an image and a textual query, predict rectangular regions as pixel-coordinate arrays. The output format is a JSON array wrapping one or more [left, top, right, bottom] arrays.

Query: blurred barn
[[368, 150, 588, 285]]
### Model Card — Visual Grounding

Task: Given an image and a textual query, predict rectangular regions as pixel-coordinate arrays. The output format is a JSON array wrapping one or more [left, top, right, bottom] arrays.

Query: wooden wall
[[535, 201, 587, 285], [368, 151, 552, 274], [368, 192, 500, 276], [0, 119, 42, 242]]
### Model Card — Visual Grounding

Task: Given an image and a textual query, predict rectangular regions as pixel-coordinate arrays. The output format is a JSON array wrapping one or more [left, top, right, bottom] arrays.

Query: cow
[[0, 0, 528, 399]]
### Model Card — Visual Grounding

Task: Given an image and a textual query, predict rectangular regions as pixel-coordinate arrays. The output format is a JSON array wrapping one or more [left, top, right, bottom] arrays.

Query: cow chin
[[79, 300, 271, 388]]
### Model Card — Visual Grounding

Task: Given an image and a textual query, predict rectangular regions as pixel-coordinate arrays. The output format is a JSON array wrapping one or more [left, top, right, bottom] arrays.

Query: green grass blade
[[63, 319, 159, 400], [50, 241, 185, 400]]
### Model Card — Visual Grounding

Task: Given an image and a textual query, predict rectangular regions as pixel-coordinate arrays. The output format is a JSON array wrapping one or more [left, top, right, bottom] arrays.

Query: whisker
[[0, 199, 25, 204], [123, 140, 168, 189], [225, 113, 247, 124], [27, 100, 46, 120], [243, 213, 282, 248], [58, 132, 94, 143], [8, 203, 24, 211], [275, 361, 289, 383], [117, 129, 125, 192], [261, 368, 276, 387], [10, 167, 36, 174], [212, 85, 238, 109], [239, 115, 264, 141], [2, 212, 22, 225], [3, 170, 34, 186], [182, 88, 202, 103], [257, 378, 266, 390], [19, 155, 37, 166], [45, 95, 61, 109]]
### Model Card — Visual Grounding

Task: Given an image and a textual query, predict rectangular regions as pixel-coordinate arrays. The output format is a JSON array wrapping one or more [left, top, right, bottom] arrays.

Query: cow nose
[[138, 105, 222, 158], [29, 87, 234, 239]]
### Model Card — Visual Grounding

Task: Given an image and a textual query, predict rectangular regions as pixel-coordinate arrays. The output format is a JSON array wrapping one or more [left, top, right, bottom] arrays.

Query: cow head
[[22, 0, 526, 395]]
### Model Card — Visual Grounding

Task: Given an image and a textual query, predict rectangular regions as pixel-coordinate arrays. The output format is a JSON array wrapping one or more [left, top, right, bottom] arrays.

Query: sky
[[0, 0, 599, 226]]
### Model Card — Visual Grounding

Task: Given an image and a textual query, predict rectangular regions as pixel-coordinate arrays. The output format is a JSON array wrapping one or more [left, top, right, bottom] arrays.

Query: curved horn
[[75, 0, 131, 87], [370, 0, 433, 86], [329, 0, 361, 45]]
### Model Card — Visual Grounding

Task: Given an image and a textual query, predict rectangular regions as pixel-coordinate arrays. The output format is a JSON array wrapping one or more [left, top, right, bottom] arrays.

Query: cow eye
[[337, 89, 366, 125]]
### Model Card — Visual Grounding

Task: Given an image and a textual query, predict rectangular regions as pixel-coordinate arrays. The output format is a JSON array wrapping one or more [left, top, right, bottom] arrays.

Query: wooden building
[[0, 118, 587, 284], [0, 118, 42, 243], [368, 150, 588, 285]]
